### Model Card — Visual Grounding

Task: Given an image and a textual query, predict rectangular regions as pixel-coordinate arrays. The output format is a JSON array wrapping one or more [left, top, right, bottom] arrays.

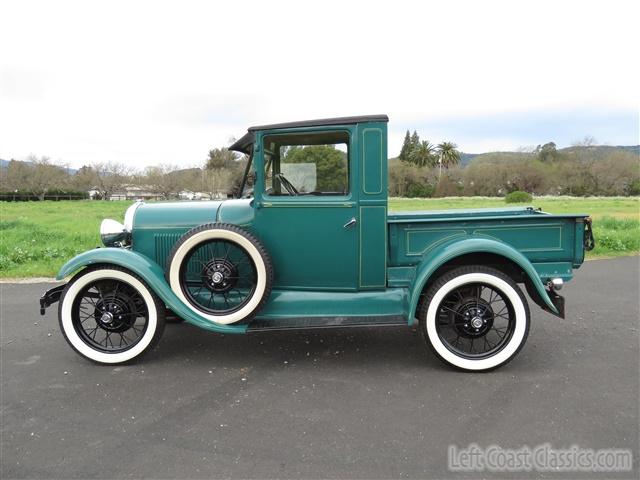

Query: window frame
[[258, 127, 353, 201]]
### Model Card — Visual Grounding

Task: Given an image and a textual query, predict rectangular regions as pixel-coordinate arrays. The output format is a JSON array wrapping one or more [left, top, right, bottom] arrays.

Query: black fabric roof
[[247, 114, 388, 131], [228, 114, 388, 153], [228, 132, 254, 154]]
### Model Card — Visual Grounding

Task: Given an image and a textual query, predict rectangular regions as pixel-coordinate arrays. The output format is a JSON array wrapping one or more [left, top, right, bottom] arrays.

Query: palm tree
[[436, 142, 461, 178], [409, 140, 437, 167]]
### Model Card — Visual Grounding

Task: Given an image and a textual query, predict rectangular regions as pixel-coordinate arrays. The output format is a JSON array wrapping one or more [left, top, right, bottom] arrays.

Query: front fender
[[407, 238, 558, 323], [57, 248, 247, 334]]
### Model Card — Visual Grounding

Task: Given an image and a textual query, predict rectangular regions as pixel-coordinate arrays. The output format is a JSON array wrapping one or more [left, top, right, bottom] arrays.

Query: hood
[[132, 200, 224, 230], [131, 198, 255, 231]]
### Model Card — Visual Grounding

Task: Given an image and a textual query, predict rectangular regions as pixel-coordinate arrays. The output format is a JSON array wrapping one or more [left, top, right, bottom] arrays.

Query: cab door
[[252, 127, 359, 291]]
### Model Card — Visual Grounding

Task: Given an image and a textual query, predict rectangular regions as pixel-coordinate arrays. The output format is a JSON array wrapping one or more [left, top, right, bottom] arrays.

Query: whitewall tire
[[58, 266, 166, 364], [419, 266, 530, 372], [166, 223, 273, 325]]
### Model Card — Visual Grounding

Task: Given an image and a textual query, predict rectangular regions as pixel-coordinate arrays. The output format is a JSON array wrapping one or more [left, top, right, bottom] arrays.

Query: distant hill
[[558, 145, 639, 157], [459, 152, 480, 166], [465, 145, 639, 166], [0, 158, 77, 174], [167, 167, 202, 177], [4, 145, 638, 171], [393, 145, 638, 167]]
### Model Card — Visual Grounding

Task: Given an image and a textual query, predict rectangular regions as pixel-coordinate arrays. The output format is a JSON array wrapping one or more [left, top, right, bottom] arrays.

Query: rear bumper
[[39, 284, 65, 315], [543, 289, 565, 319], [525, 280, 565, 319]]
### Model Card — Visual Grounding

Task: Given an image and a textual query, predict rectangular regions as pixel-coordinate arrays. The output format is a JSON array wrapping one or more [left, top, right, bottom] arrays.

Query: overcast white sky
[[1, 0, 638, 169]]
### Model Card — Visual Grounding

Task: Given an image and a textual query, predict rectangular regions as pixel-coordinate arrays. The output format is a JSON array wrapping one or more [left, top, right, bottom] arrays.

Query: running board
[[247, 315, 406, 332]]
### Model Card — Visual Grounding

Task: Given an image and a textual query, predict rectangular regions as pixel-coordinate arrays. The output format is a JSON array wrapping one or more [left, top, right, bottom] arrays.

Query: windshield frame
[[236, 146, 254, 198]]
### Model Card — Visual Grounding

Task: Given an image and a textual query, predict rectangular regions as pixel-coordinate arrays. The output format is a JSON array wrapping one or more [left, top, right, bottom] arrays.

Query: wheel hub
[[211, 271, 224, 284], [452, 298, 495, 338], [100, 311, 114, 325], [94, 296, 135, 333], [471, 316, 484, 329], [202, 258, 238, 293]]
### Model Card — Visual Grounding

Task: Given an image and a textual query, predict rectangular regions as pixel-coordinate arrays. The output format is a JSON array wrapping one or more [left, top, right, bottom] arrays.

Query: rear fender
[[57, 248, 247, 334], [408, 238, 558, 324]]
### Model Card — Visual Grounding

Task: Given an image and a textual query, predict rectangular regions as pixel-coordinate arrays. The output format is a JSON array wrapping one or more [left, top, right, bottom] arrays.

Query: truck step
[[247, 315, 406, 332]]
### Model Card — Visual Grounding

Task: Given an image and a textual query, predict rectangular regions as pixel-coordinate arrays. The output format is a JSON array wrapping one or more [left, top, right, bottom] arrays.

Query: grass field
[[1, 197, 638, 278]]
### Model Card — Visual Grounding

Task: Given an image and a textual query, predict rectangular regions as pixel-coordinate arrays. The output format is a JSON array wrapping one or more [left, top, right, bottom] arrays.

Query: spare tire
[[166, 223, 273, 325]]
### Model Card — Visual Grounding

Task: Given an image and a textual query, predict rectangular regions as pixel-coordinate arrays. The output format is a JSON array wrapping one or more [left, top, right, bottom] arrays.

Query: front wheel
[[419, 266, 530, 372], [58, 266, 166, 364]]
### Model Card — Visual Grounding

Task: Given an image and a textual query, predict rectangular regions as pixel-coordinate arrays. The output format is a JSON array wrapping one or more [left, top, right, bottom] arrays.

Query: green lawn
[[1, 201, 130, 278], [1, 197, 638, 278]]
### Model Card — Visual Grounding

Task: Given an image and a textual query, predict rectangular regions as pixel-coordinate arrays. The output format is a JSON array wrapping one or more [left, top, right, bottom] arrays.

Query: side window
[[263, 131, 349, 196]]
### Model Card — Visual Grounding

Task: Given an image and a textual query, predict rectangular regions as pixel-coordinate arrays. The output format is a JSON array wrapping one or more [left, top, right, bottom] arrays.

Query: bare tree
[[143, 164, 184, 199], [73, 165, 98, 191], [201, 168, 234, 199], [24, 155, 68, 200], [1, 159, 31, 191], [91, 162, 134, 200], [572, 135, 597, 147], [176, 168, 204, 195]]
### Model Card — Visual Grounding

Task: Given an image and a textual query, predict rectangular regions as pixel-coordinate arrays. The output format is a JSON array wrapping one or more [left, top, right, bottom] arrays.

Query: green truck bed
[[388, 206, 590, 277]]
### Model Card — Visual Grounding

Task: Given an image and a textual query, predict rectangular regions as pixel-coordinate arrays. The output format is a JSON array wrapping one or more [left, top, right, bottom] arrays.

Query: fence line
[[0, 194, 89, 202]]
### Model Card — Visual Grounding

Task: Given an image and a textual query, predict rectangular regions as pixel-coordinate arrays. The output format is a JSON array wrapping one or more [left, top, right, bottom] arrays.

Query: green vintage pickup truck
[[40, 115, 594, 371]]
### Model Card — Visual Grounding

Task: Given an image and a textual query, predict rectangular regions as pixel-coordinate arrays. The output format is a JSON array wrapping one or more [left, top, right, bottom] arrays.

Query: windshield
[[236, 148, 255, 198]]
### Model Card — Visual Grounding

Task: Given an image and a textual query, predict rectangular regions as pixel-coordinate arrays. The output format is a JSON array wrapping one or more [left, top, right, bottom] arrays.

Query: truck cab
[[43, 115, 594, 371], [230, 115, 389, 291]]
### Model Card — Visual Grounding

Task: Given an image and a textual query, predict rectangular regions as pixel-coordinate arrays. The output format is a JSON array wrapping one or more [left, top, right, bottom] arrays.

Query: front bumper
[[39, 284, 65, 315]]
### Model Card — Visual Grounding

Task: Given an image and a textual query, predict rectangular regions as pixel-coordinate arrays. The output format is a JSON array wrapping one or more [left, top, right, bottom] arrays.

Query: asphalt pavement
[[1, 257, 638, 479]]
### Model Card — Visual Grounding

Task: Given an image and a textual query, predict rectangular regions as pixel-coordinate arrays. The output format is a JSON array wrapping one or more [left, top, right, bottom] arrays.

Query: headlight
[[100, 219, 128, 247]]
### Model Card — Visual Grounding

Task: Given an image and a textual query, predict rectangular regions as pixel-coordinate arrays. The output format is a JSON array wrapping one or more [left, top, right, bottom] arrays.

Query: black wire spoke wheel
[[435, 282, 515, 359], [179, 238, 258, 314], [71, 278, 149, 353]]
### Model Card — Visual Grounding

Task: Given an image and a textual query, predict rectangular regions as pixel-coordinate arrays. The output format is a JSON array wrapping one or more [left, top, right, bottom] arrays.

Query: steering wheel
[[275, 173, 299, 196]]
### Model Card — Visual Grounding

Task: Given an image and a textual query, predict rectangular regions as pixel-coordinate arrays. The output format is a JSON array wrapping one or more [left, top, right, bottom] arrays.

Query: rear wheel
[[58, 266, 166, 364], [419, 266, 530, 371]]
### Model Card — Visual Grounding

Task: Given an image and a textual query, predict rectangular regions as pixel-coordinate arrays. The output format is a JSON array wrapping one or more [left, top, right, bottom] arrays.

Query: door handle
[[343, 217, 357, 229]]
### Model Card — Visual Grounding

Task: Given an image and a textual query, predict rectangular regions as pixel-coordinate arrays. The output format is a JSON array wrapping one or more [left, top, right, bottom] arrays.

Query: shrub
[[406, 183, 434, 198], [388, 160, 437, 197], [627, 179, 640, 196], [0, 255, 11, 270], [505, 191, 533, 203]]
